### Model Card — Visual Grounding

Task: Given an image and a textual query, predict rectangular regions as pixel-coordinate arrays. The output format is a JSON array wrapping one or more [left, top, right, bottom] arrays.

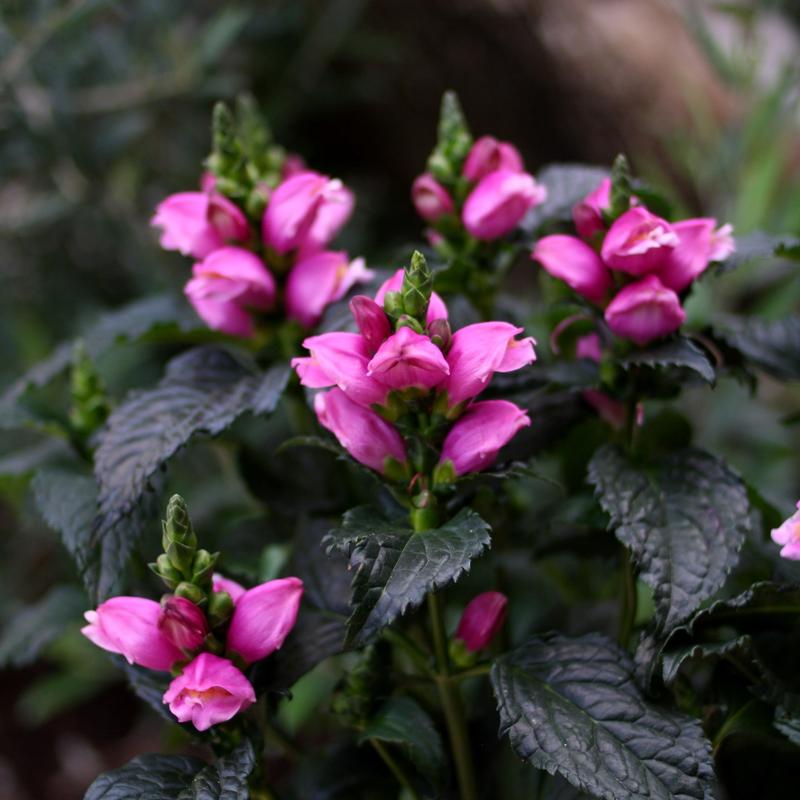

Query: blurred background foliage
[[0, 1, 799, 797]]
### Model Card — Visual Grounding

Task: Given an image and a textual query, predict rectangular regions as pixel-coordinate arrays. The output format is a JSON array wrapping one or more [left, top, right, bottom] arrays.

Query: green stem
[[382, 628, 434, 677], [452, 663, 492, 682], [370, 739, 422, 800], [617, 546, 637, 647], [427, 593, 479, 800]]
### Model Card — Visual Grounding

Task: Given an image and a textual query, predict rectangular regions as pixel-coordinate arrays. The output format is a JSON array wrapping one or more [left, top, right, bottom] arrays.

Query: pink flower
[[463, 136, 524, 182], [157, 596, 208, 652], [315, 388, 408, 474], [374, 269, 448, 324], [575, 332, 603, 362], [212, 574, 246, 604], [81, 597, 183, 672], [604, 275, 686, 346], [600, 207, 679, 275], [367, 327, 450, 391], [771, 501, 800, 560], [282, 153, 307, 179], [292, 332, 388, 407], [262, 171, 353, 255], [455, 592, 508, 652], [443, 322, 536, 407], [462, 169, 547, 240], [350, 295, 392, 354], [411, 173, 455, 222], [152, 191, 251, 259], [285, 252, 372, 328], [163, 653, 255, 731], [439, 400, 530, 475], [658, 219, 735, 292], [532, 234, 613, 305], [573, 177, 611, 240], [184, 247, 276, 337], [225, 577, 304, 664]]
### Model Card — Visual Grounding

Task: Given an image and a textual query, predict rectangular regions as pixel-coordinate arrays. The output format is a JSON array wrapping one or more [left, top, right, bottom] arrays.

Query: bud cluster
[[68, 342, 110, 446], [151, 98, 370, 339], [292, 252, 535, 522]]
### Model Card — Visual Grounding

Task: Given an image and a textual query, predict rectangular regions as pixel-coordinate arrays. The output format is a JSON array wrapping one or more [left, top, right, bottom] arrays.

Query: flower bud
[[383, 290, 405, 320], [149, 553, 183, 590], [162, 495, 197, 577], [207, 591, 235, 627], [462, 136, 524, 182], [600, 207, 678, 275], [174, 582, 206, 606], [350, 295, 391, 354], [158, 595, 208, 652], [604, 275, 686, 346], [532, 234, 613, 305], [212, 574, 247, 604], [771, 501, 800, 561], [367, 327, 450, 391], [573, 177, 611, 240], [411, 173, 455, 222], [427, 318, 452, 352], [191, 549, 219, 587], [454, 592, 508, 653], [401, 251, 433, 321], [375, 269, 449, 324]]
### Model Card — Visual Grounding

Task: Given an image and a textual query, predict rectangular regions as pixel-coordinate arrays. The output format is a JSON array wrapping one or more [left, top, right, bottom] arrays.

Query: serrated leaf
[[714, 315, 800, 381], [0, 585, 85, 667], [712, 231, 796, 274], [588, 446, 749, 631], [84, 753, 206, 800], [774, 704, 800, 746], [524, 164, 609, 231], [491, 632, 718, 800], [117, 660, 174, 723], [177, 740, 255, 800], [620, 337, 716, 384], [360, 695, 445, 789], [326, 507, 491, 647]]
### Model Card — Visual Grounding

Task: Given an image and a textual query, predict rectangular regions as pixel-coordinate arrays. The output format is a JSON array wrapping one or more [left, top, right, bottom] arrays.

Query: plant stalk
[[370, 738, 422, 800]]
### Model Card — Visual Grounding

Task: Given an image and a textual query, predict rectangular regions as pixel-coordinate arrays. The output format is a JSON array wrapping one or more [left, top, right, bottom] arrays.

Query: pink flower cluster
[[533, 178, 734, 346], [82, 574, 303, 731], [771, 501, 800, 560], [152, 168, 370, 336], [412, 136, 547, 241], [292, 270, 535, 479]]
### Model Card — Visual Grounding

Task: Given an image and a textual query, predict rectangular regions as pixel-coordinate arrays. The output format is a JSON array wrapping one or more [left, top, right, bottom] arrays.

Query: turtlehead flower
[[285, 252, 372, 328], [601, 207, 678, 275], [367, 327, 450, 391], [532, 234, 613, 305], [604, 275, 686, 346], [658, 219, 735, 292], [573, 177, 611, 240], [411, 173, 455, 222], [225, 577, 304, 664], [771, 501, 800, 560], [163, 653, 255, 731], [462, 136, 524, 181], [444, 322, 536, 407], [212, 574, 246, 604], [374, 269, 448, 324], [262, 170, 354, 255], [152, 190, 251, 260], [81, 597, 183, 672], [157, 596, 208, 652], [350, 295, 392, 354], [455, 592, 508, 652], [184, 247, 276, 337], [462, 169, 547, 240], [315, 388, 408, 475]]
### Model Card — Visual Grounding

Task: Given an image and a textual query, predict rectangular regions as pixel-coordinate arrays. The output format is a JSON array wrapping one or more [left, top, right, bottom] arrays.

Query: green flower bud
[[207, 591, 234, 628], [162, 495, 197, 576], [330, 644, 387, 726], [191, 549, 219, 587], [608, 153, 633, 222], [401, 251, 433, 322], [427, 318, 452, 352], [68, 342, 109, 440], [382, 290, 405, 320], [432, 459, 457, 489], [449, 636, 476, 670], [395, 314, 424, 334], [174, 581, 206, 606], [149, 553, 182, 589]]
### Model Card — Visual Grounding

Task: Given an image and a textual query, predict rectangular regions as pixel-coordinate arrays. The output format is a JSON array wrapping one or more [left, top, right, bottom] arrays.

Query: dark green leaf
[[117, 660, 174, 724], [177, 740, 255, 800], [326, 507, 491, 647], [84, 753, 206, 800], [360, 695, 445, 789], [524, 164, 609, 231], [714, 315, 800, 381], [588, 446, 749, 631], [774, 704, 800, 746], [0, 585, 85, 667], [620, 337, 716, 384], [491, 632, 718, 800]]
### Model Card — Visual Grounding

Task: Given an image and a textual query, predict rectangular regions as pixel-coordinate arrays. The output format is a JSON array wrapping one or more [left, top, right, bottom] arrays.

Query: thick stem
[[370, 739, 422, 800], [617, 546, 637, 647]]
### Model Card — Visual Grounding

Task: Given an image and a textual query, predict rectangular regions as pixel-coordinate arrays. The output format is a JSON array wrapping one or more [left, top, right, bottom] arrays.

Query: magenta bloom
[[374, 269, 448, 324], [350, 295, 392, 354], [282, 153, 307, 179], [292, 332, 388, 407], [575, 332, 603, 362], [771, 501, 800, 560], [455, 591, 508, 652], [604, 275, 686, 346], [439, 400, 530, 475], [151, 191, 250, 259], [158, 596, 208, 652], [262, 171, 353, 255], [212, 574, 246, 604], [367, 327, 450, 391], [81, 597, 183, 672], [411, 173, 455, 222], [463, 136, 524, 182], [163, 653, 255, 731], [443, 322, 536, 407], [285, 252, 372, 328], [657, 219, 735, 292], [462, 169, 547, 240], [600, 207, 679, 275], [315, 388, 408, 474], [532, 234, 613, 305], [573, 177, 611, 240], [226, 577, 304, 664], [184, 247, 276, 337]]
